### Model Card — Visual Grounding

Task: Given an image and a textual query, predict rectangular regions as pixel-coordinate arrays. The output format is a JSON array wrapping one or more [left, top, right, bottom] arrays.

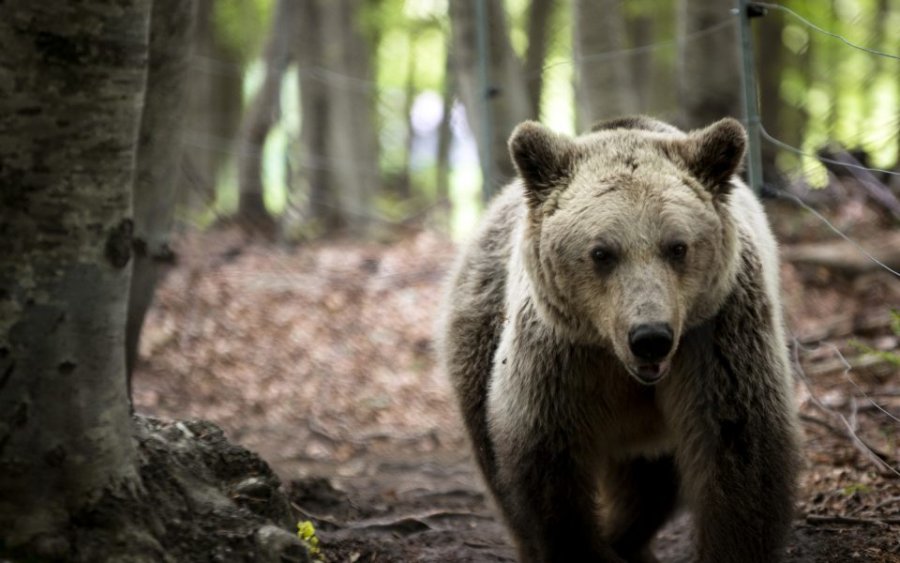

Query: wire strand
[[770, 187, 900, 279], [759, 125, 900, 178], [756, 2, 900, 61]]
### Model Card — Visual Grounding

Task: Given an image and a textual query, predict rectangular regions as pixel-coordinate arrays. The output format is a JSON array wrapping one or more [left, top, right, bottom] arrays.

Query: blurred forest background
[[176, 0, 900, 240]]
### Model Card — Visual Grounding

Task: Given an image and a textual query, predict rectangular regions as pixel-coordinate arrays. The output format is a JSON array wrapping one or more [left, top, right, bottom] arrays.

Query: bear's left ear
[[508, 121, 578, 207], [679, 117, 747, 195]]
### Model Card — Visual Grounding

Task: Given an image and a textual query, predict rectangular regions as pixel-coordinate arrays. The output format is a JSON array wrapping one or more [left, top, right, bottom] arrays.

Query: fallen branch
[[806, 513, 900, 527], [782, 233, 900, 277]]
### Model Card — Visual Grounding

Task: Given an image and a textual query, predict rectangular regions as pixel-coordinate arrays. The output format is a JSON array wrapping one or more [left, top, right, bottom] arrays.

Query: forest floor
[[134, 201, 900, 562]]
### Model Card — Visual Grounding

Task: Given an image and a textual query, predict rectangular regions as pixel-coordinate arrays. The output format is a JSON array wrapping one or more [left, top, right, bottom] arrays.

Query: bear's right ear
[[508, 121, 577, 207]]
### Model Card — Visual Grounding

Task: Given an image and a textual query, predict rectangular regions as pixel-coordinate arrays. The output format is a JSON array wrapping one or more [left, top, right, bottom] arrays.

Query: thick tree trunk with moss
[[676, 0, 740, 129], [450, 0, 530, 194], [0, 0, 150, 557], [573, 0, 637, 130], [236, 0, 298, 230], [127, 0, 197, 389]]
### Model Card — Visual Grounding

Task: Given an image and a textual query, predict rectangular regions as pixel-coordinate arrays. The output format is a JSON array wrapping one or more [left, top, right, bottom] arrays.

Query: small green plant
[[841, 483, 871, 496], [297, 520, 323, 561]]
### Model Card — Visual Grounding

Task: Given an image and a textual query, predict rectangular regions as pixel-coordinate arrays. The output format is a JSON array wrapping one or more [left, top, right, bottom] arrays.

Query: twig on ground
[[871, 495, 900, 512], [792, 338, 900, 478], [806, 513, 900, 527]]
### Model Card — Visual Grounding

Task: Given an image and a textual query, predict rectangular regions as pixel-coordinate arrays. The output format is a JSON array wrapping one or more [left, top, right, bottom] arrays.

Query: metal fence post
[[736, 0, 765, 194]]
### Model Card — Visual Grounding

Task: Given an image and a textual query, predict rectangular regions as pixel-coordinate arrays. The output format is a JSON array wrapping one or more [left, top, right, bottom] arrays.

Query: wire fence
[[741, 2, 900, 478]]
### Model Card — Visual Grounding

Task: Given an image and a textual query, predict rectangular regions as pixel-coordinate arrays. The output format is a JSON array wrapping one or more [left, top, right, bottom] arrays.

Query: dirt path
[[133, 227, 900, 562], [283, 449, 898, 563]]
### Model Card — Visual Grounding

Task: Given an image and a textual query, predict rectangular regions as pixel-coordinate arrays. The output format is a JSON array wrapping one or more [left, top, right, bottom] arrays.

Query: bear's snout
[[628, 323, 674, 363]]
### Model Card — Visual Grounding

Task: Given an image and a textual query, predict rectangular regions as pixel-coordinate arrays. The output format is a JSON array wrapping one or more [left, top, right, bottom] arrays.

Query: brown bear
[[438, 116, 799, 563]]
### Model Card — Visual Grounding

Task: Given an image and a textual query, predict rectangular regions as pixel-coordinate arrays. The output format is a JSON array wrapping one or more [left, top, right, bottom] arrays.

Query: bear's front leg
[[684, 413, 796, 563], [490, 428, 625, 563], [663, 294, 799, 563]]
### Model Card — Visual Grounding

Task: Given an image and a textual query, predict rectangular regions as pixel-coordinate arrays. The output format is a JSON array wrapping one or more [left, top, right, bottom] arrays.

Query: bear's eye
[[590, 247, 617, 267], [667, 242, 688, 261]]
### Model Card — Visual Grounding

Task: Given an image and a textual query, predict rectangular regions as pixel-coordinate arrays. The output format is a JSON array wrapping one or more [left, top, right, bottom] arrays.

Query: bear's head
[[509, 116, 745, 385]]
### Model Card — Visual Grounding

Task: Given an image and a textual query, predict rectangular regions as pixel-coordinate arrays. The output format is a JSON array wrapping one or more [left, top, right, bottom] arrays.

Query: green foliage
[[841, 482, 872, 496], [214, 0, 274, 64], [777, 0, 900, 178], [297, 520, 324, 561]]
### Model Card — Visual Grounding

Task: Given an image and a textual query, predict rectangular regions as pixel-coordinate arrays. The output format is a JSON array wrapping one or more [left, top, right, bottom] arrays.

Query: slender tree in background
[[450, 0, 531, 193], [676, 0, 740, 129], [397, 27, 423, 201], [179, 0, 244, 216], [625, 4, 657, 113], [524, 0, 555, 118], [293, 0, 380, 235], [236, 0, 298, 229], [296, 0, 340, 233], [0, 0, 150, 556], [320, 0, 381, 234], [573, 0, 636, 130], [127, 0, 197, 389], [436, 49, 456, 222]]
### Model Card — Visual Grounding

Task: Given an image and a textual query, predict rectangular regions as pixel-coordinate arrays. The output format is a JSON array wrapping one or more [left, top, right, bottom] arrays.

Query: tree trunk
[[573, 0, 637, 130], [320, 0, 380, 235], [0, 0, 149, 555], [524, 0, 554, 118], [179, 0, 243, 218], [435, 50, 455, 228], [127, 0, 196, 394], [450, 0, 531, 197], [676, 0, 740, 129], [626, 12, 655, 112], [236, 0, 298, 230], [397, 28, 421, 201], [296, 0, 340, 233]]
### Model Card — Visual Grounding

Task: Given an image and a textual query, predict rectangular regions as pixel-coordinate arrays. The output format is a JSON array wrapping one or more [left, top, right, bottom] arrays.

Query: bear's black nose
[[628, 323, 674, 362]]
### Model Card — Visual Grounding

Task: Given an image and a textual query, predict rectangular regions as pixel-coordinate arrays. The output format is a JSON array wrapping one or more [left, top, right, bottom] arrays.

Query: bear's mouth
[[631, 360, 671, 385]]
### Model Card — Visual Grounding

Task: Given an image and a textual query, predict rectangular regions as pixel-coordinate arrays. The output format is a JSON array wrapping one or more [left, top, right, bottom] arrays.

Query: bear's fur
[[438, 116, 799, 563]]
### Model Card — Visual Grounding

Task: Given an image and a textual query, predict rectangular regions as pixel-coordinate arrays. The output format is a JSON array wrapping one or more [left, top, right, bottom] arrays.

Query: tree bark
[[127, 0, 196, 392], [524, 0, 554, 118], [676, 0, 740, 129], [450, 0, 531, 196], [0, 0, 150, 555], [236, 0, 298, 229], [573, 0, 637, 130]]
